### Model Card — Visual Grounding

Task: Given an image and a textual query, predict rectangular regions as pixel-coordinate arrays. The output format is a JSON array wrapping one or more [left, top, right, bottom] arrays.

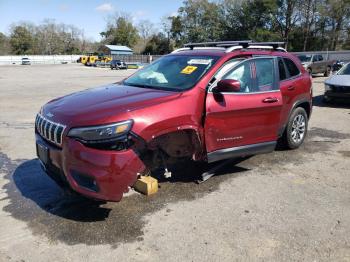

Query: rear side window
[[318, 55, 323, 61], [278, 58, 287, 80], [255, 58, 275, 91], [283, 58, 300, 77]]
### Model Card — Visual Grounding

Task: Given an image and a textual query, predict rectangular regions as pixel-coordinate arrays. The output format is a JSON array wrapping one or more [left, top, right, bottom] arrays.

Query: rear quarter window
[[278, 58, 287, 80], [283, 58, 300, 77]]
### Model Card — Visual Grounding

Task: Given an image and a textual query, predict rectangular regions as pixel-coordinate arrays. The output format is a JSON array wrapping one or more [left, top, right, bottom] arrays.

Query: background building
[[99, 45, 133, 56]]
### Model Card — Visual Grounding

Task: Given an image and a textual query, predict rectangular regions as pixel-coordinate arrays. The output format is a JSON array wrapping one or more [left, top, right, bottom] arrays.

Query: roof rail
[[172, 41, 286, 53], [248, 42, 286, 50], [171, 46, 226, 54], [184, 40, 252, 49]]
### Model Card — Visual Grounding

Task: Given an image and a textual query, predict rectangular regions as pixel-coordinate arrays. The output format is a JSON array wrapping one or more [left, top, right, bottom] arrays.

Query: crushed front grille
[[35, 114, 66, 146]]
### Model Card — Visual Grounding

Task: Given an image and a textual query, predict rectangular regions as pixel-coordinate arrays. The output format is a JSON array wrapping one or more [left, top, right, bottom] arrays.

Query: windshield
[[337, 63, 350, 75], [124, 55, 219, 91], [297, 55, 312, 63]]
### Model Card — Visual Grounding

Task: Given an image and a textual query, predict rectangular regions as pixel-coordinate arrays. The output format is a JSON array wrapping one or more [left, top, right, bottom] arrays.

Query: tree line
[[0, 19, 98, 55], [1, 0, 349, 55], [166, 0, 350, 53]]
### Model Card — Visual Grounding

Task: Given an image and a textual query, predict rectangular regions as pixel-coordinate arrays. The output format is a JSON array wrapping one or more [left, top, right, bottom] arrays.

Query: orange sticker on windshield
[[181, 65, 197, 74]]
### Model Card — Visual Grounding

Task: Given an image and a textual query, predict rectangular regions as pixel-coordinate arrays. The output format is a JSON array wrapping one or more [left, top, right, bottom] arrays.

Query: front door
[[205, 57, 282, 158]]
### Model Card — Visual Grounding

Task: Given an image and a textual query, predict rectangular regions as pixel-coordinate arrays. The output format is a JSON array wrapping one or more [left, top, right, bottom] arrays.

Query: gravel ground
[[0, 64, 350, 262]]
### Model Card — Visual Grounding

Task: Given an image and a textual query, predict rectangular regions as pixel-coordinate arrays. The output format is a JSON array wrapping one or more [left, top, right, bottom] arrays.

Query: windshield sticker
[[181, 65, 198, 74], [188, 59, 212, 65]]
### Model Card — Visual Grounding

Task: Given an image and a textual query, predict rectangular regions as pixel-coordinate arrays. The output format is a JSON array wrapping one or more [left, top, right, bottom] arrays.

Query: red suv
[[35, 41, 312, 201]]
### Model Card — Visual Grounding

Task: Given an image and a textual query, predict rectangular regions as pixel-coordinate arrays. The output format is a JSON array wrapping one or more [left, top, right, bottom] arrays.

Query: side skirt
[[207, 141, 277, 163]]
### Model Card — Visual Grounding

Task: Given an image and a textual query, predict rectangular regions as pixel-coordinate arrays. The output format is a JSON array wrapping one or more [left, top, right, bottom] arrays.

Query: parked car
[[297, 54, 333, 76], [35, 41, 312, 202], [324, 62, 350, 103], [21, 57, 31, 65], [110, 59, 127, 70], [332, 60, 345, 72]]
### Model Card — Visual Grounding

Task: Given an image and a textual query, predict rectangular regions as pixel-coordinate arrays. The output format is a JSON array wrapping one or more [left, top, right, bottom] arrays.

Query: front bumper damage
[[35, 134, 146, 201]]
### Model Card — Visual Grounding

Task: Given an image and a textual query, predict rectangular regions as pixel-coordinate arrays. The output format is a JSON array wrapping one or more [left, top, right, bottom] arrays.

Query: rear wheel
[[283, 107, 308, 149]]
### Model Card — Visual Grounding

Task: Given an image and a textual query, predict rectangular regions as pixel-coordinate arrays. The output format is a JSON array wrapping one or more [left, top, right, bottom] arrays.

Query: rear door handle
[[288, 86, 295, 91], [262, 97, 279, 103]]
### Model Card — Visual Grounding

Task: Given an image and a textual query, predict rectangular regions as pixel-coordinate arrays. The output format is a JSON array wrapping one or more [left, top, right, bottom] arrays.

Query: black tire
[[324, 66, 331, 77], [282, 107, 308, 149]]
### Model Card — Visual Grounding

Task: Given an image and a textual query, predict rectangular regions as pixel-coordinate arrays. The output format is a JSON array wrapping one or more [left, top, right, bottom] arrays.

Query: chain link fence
[[111, 54, 163, 63]]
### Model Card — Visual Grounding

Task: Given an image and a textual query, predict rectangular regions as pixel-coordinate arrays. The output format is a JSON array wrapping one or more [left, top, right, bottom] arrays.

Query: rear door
[[278, 57, 304, 127], [205, 57, 283, 154]]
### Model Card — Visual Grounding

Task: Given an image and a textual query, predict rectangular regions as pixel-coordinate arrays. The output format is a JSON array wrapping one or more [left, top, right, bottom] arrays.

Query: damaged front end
[[36, 114, 204, 202], [133, 129, 205, 179]]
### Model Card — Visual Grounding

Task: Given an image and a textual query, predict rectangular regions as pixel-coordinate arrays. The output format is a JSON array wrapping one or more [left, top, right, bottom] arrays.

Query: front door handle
[[288, 86, 295, 91], [262, 97, 279, 103]]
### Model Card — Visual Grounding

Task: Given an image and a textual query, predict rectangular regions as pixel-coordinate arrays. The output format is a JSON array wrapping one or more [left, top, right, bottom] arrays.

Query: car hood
[[325, 75, 350, 86], [42, 84, 182, 127]]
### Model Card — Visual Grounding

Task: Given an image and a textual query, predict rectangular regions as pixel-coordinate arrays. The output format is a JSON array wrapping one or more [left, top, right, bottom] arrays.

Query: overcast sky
[[0, 0, 183, 40]]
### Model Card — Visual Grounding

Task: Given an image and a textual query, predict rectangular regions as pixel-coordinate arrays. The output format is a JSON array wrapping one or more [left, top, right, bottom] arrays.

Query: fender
[[131, 125, 205, 162], [278, 98, 312, 137], [144, 124, 203, 142]]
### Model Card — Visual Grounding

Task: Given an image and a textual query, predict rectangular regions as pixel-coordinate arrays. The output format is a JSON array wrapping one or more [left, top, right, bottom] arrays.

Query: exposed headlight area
[[68, 120, 134, 150]]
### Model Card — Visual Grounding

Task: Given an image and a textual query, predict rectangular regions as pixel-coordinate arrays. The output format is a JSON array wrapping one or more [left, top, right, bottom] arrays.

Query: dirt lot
[[0, 64, 350, 262]]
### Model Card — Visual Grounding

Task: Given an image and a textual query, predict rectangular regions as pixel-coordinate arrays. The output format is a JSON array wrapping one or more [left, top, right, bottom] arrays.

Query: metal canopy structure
[[100, 45, 133, 55]]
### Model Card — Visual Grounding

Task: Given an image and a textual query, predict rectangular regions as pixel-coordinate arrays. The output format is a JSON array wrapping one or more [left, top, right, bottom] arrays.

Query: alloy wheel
[[291, 114, 306, 144]]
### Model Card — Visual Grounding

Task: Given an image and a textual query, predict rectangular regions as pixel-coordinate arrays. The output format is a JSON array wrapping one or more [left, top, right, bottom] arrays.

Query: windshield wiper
[[123, 82, 156, 89]]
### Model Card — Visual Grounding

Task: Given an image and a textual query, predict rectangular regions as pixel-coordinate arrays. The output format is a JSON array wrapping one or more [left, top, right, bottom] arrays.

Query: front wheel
[[283, 107, 308, 149]]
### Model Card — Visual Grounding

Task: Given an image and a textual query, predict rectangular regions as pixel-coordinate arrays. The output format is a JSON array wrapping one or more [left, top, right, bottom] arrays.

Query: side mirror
[[214, 79, 241, 93]]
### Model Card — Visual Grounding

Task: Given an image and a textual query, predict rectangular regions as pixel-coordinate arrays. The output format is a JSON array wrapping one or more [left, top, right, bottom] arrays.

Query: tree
[[9, 25, 34, 55], [170, 15, 184, 47], [324, 0, 350, 50], [101, 13, 139, 47], [300, 0, 319, 51], [272, 0, 302, 49], [137, 19, 155, 44], [0, 32, 10, 55], [219, 0, 277, 41], [134, 19, 156, 53], [176, 0, 222, 43], [143, 33, 173, 54]]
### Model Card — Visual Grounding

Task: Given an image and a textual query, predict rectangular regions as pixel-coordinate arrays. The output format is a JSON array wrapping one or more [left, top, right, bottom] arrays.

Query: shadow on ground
[[313, 95, 350, 109], [1, 152, 248, 247], [1, 125, 349, 246]]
